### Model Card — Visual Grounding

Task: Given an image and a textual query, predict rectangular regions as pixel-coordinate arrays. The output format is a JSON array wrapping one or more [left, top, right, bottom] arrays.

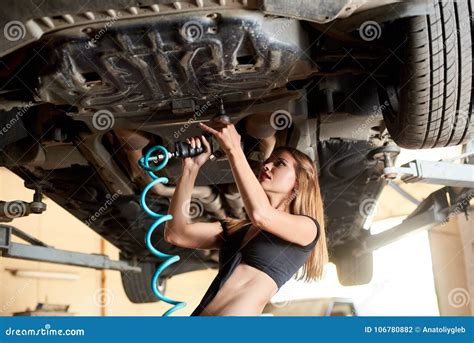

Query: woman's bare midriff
[[197, 262, 279, 316]]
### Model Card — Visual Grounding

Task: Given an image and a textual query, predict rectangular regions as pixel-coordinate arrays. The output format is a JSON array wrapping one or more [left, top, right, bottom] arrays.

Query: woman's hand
[[198, 118, 241, 155], [182, 135, 212, 171]]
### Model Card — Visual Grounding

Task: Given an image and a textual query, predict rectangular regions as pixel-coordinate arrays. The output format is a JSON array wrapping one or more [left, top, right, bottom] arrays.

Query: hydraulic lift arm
[[0, 224, 140, 272]]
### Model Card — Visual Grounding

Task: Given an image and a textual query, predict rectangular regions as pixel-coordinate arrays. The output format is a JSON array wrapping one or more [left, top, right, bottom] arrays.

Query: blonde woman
[[164, 118, 328, 316]]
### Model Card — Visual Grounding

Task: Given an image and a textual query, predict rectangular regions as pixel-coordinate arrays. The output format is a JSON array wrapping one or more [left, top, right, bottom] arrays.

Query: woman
[[163, 118, 328, 316]]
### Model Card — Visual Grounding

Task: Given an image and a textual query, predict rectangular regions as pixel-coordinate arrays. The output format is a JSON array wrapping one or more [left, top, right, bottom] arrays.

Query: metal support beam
[[354, 187, 474, 256], [384, 159, 474, 188], [0, 225, 141, 273], [383, 140, 474, 188]]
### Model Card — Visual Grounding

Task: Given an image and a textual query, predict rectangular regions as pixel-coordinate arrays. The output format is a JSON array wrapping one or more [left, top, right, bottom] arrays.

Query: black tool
[[161, 98, 230, 160]]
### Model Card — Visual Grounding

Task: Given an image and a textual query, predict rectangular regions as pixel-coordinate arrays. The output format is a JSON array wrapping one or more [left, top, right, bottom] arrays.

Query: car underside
[[1, 0, 473, 303]]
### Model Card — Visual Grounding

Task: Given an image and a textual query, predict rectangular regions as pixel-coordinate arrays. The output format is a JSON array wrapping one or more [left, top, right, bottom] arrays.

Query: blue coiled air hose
[[138, 145, 187, 316]]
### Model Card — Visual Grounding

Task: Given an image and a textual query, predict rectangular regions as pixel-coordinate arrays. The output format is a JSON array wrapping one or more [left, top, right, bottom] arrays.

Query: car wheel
[[120, 258, 167, 304], [384, 0, 473, 149], [332, 242, 374, 286]]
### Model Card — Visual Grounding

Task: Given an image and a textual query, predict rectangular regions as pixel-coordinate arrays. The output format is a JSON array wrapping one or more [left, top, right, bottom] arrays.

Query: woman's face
[[258, 151, 297, 195]]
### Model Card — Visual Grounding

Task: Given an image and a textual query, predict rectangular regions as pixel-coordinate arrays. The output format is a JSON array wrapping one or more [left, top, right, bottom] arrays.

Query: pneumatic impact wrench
[[148, 98, 230, 164]]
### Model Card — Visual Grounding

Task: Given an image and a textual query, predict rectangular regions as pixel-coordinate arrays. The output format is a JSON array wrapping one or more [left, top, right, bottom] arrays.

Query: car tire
[[120, 259, 167, 304], [384, 0, 473, 149], [332, 243, 374, 286]]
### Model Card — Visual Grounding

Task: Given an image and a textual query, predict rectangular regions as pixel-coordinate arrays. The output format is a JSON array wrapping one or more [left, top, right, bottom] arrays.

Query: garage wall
[[0, 168, 215, 316], [428, 211, 474, 315]]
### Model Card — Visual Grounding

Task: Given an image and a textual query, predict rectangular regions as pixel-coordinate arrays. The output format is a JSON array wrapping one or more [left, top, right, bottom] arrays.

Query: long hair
[[222, 146, 328, 282]]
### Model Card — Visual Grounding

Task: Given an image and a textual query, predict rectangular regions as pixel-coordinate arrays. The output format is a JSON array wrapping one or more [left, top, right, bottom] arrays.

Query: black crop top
[[190, 214, 320, 316], [218, 214, 320, 290]]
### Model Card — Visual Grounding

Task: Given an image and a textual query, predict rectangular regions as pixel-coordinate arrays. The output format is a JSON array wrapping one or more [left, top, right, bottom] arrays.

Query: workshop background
[[0, 145, 472, 317]]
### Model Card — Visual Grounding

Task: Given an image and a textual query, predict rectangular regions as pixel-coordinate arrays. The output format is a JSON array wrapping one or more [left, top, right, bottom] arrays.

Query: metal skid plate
[[37, 11, 316, 116]]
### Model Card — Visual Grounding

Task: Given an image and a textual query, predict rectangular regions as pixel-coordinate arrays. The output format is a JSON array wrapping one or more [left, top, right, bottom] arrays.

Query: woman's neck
[[266, 193, 290, 212]]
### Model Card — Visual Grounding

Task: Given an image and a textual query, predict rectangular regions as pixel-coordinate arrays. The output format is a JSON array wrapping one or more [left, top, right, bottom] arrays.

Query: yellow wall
[[428, 213, 473, 315], [0, 167, 215, 316]]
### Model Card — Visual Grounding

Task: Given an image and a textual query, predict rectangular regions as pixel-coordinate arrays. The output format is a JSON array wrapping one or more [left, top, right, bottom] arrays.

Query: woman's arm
[[164, 162, 226, 250], [164, 135, 209, 242], [226, 145, 316, 246], [198, 120, 270, 223], [199, 121, 317, 247], [164, 164, 199, 242], [226, 147, 271, 223]]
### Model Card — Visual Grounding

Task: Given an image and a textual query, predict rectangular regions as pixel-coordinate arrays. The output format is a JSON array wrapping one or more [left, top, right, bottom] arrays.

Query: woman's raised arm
[[164, 135, 225, 250]]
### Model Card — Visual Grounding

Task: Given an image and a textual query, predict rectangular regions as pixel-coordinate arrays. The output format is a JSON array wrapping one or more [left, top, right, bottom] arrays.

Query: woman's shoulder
[[295, 214, 321, 244], [296, 214, 320, 226]]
